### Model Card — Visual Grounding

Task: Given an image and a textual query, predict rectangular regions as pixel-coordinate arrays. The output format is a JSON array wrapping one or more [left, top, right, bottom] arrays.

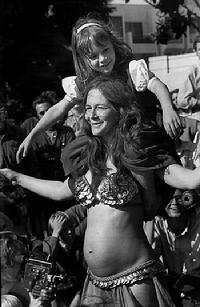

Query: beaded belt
[[88, 259, 165, 289]]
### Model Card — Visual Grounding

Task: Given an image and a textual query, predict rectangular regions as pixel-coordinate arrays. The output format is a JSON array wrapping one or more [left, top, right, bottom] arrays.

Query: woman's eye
[[88, 53, 97, 60], [97, 106, 107, 111]]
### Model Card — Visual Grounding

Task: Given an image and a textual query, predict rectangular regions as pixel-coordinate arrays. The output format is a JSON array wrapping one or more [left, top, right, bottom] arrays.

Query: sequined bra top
[[71, 170, 139, 208]]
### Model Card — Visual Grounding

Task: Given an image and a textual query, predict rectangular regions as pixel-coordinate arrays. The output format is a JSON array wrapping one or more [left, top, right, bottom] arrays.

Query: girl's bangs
[[77, 28, 110, 56]]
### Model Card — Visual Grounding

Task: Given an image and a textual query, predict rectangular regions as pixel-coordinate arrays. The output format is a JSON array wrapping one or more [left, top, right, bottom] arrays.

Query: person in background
[[21, 90, 59, 135], [41, 207, 87, 307], [16, 12, 182, 163], [1, 294, 42, 307], [176, 36, 200, 167], [0, 102, 38, 236], [152, 189, 200, 306], [1, 235, 29, 307], [21, 90, 75, 181], [1, 294, 23, 307], [20, 90, 76, 239], [177, 36, 200, 122]]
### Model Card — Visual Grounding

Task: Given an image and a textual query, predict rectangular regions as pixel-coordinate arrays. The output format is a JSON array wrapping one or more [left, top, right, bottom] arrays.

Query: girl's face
[[87, 41, 116, 75]]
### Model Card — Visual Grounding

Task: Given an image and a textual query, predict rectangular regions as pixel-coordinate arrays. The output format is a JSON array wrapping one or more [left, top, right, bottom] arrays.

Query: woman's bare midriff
[[84, 202, 154, 277]]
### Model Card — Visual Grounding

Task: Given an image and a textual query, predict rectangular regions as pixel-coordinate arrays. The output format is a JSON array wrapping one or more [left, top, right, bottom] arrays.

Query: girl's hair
[[72, 12, 134, 93], [82, 76, 141, 190]]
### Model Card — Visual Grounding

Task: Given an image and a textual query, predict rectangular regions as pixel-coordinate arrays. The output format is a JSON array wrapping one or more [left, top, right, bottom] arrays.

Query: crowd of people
[[1, 12, 200, 307]]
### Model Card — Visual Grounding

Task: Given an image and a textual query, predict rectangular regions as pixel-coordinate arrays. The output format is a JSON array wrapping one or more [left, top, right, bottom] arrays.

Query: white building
[[109, 0, 200, 61]]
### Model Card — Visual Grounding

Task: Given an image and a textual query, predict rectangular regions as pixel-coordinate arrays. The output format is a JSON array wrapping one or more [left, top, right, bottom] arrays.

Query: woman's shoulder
[[61, 135, 89, 178]]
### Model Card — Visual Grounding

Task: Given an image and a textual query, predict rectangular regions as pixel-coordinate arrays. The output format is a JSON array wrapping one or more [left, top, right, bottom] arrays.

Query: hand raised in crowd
[[29, 292, 43, 307], [49, 213, 67, 238], [162, 108, 183, 139], [16, 134, 33, 164]]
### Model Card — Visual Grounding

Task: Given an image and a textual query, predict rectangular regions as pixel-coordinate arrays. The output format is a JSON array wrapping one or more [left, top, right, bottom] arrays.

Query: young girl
[[2, 77, 200, 306], [16, 13, 181, 163]]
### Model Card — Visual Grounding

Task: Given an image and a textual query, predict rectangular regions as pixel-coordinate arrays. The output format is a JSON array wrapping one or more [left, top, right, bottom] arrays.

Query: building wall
[[149, 53, 198, 92], [110, 1, 198, 58], [110, 3, 158, 59]]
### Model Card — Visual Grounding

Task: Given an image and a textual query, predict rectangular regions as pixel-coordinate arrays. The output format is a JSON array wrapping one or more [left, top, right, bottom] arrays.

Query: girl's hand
[[16, 134, 33, 164], [162, 108, 183, 139]]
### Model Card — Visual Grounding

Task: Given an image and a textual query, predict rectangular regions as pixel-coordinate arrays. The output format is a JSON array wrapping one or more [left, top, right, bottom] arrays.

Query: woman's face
[[85, 88, 119, 141], [86, 41, 116, 75]]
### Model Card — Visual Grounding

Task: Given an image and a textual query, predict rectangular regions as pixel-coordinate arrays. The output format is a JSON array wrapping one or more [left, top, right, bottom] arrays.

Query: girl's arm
[[148, 77, 182, 138], [156, 163, 200, 190], [16, 98, 76, 163], [0, 168, 74, 201], [129, 59, 182, 139]]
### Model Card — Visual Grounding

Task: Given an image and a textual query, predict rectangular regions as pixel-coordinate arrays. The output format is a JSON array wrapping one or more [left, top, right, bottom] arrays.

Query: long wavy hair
[[71, 12, 135, 93], [82, 76, 141, 191]]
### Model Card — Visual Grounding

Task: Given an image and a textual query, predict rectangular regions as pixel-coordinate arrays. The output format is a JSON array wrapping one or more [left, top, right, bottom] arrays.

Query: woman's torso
[[71, 169, 155, 277]]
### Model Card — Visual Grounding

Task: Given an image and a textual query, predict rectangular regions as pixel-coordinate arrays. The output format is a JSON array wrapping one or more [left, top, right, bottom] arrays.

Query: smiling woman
[[2, 76, 200, 306], [85, 88, 120, 140]]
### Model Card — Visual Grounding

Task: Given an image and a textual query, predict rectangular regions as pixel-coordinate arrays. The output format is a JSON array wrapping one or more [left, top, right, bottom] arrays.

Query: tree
[[144, 0, 200, 44], [0, 0, 114, 113]]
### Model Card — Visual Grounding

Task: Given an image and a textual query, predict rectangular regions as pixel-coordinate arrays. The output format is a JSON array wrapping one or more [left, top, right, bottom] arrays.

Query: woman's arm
[[16, 98, 76, 163], [156, 163, 200, 190], [131, 170, 161, 220], [0, 168, 73, 201]]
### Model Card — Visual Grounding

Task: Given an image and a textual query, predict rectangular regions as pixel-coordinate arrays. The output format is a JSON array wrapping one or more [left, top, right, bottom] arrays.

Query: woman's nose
[[98, 53, 105, 64], [91, 108, 98, 119]]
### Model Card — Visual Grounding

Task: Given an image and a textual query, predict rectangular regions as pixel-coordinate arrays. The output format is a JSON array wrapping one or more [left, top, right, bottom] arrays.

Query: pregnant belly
[[83, 211, 152, 276]]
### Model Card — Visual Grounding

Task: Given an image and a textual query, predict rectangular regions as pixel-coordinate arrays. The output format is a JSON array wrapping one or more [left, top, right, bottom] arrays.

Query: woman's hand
[[16, 134, 33, 164], [0, 168, 18, 184], [162, 108, 183, 139]]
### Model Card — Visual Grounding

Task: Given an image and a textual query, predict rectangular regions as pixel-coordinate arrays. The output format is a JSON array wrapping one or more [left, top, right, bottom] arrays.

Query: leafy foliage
[[0, 0, 113, 110], [144, 0, 200, 44]]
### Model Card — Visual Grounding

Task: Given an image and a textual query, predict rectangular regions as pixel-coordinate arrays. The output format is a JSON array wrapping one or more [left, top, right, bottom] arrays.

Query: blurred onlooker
[[21, 90, 59, 135], [1, 294, 23, 307], [1, 235, 30, 307], [174, 117, 200, 169], [152, 189, 200, 306], [21, 90, 75, 181], [176, 36, 200, 121], [175, 36, 200, 168], [31, 205, 87, 307], [20, 91, 76, 239], [0, 102, 38, 236]]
